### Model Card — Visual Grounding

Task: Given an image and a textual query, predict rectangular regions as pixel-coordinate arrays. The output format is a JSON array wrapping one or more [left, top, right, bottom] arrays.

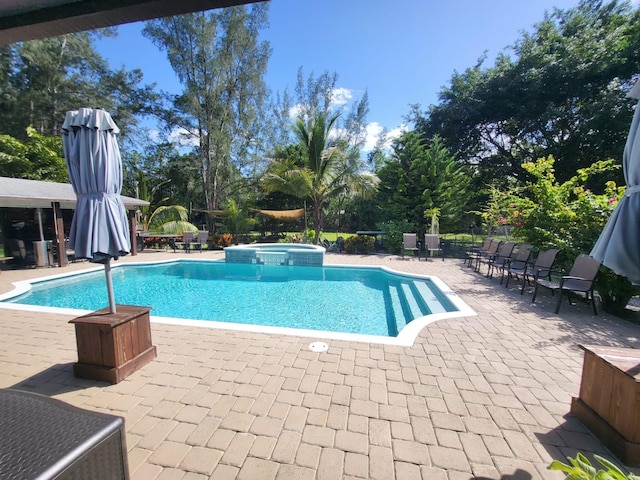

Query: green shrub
[[549, 452, 640, 479], [377, 219, 417, 254], [344, 235, 375, 254], [209, 232, 233, 248]]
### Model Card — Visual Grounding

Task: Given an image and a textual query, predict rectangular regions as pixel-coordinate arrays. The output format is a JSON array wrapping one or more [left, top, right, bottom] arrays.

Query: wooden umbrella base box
[[571, 345, 640, 467], [70, 305, 157, 384]]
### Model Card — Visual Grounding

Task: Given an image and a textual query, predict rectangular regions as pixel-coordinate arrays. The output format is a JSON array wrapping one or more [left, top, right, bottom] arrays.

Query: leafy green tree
[[500, 155, 639, 312], [0, 32, 158, 142], [416, 0, 640, 187], [263, 112, 378, 244], [267, 67, 371, 156], [143, 4, 271, 226], [508, 156, 622, 258], [217, 198, 256, 237], [376, 133, 471, 233], [0, 126, 67, 181]]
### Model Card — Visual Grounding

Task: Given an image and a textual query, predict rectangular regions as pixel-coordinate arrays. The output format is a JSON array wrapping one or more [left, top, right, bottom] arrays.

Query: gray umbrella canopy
[[62, 108, 131, 312], [591, 79, 640, 285]]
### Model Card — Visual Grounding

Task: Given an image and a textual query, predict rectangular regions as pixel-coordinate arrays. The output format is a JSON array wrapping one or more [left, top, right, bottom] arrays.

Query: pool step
[[388, 282, 429, 328], [387, 284, 405, 334], [411, 281, 447, 314]]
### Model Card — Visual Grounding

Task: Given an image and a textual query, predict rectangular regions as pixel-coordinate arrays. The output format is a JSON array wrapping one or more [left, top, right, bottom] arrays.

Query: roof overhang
[[0, 0, 263, 45], [0, 177, 148, 210]]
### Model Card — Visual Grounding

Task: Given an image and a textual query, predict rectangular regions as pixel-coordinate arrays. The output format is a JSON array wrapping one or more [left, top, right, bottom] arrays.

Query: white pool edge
[[0, 258, 476, 347]]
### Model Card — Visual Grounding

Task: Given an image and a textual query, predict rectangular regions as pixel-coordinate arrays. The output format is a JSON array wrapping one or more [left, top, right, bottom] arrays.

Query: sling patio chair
[[401, 233, 420, 259], [498, 243, 533, 285], [472, 239, 502, 272], [482, 241, 516, 279], [486, 242, 516, 278], [174, 231, 194, 253], [193, 230, 208, 252], [423, 234, 443, 261], [531, 253, 601, 315], [465, 237, 493, 268], [506, 248, 559, 295]]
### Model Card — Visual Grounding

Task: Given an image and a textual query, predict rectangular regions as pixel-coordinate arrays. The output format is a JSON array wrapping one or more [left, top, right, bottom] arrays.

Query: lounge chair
[[423, 234, 443, 261], [531, 254, 601, 315], [193, 231, 208, 252], [506, 248, 559, 295], [483, 241, 517, 278], [498, 244, 532, 285], [401, 233, 419, 259]]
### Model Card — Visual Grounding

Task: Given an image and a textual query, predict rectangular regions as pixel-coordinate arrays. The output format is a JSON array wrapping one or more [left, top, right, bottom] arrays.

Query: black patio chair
[[498, 244, 532, 284], [531, 254, 601, 315], [478, 241, 515, 277], [506, 248, 559, 295], [473, 239, 502, 272], [465, 237, 493, 268]]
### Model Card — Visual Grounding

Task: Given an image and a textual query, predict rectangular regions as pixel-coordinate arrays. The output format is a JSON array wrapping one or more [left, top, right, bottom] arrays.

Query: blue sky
[[95, 0, 587, 151]]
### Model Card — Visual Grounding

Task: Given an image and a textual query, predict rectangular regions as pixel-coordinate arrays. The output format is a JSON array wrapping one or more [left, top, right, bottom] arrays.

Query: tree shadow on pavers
[[535, 414, 640, 476], [8, 362, 109, 396], [472, 469, 532, 479], [449, 265, 640, 351]]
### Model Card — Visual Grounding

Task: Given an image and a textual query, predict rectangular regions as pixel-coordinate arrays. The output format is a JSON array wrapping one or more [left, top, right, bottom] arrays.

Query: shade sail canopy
[[254, 208, 305, 221], [62, 108, 131, 264], [591, 79, 640, 285]]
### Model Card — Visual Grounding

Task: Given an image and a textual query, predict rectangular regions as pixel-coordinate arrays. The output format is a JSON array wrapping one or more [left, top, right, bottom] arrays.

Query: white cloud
[[288, 87, 355, 119], [289, 103, 303, 119], [330, 87, 353, 107], [362, 122, 407, 152], [148, 129, 160, 143], [362, 122, 384, 152], [167, 126, 199, 148]]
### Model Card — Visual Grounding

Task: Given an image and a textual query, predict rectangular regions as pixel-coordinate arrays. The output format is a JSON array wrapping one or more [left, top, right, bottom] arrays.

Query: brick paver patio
[[1, 250, 639, 479]]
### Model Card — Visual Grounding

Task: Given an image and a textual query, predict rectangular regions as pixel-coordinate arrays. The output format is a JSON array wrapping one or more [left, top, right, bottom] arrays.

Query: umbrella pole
[[104, 260, 116, 313]]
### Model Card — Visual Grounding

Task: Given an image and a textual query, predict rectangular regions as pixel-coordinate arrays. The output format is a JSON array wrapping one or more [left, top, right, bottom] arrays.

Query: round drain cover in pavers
[[309, 341, 328, 352]]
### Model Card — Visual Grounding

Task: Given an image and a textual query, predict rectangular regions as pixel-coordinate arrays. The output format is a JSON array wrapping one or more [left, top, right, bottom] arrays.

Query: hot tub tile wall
[[225, 249, 255, 264], [225, 246, 324, 267], [288, 251, 324, 266]]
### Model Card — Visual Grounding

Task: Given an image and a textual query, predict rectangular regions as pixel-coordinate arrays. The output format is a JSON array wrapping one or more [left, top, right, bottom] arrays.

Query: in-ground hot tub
[[224, 243, 325, 266]]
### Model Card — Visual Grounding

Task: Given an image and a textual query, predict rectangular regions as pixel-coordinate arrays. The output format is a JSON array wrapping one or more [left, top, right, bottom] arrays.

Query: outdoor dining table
[[136, 233, 181, 251]]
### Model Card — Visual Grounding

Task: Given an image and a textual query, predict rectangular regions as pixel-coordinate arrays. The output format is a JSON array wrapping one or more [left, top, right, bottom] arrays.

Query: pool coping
[[0, 258, 476, 347]]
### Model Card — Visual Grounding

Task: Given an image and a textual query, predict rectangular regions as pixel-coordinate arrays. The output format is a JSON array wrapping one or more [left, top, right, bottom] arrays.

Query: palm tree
[[263, 112, 378, 244], [146, 205, 198, 234], [424, 207, 440, 235], [136, 171, 198, 234]]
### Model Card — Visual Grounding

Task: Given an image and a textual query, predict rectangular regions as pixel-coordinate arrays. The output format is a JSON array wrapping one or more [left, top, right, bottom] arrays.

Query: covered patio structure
[[0, 176, 148, 268]]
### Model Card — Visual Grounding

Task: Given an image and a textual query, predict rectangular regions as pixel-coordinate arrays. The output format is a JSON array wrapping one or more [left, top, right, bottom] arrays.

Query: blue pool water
[[2, 261, 462, 338]]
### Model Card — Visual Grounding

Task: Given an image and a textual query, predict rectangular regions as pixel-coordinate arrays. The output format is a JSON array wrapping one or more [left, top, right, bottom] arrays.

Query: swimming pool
[[0, 260, 474, 345]]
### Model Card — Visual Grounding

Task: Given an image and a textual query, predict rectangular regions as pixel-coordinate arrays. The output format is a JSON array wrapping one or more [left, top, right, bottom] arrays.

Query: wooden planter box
[[571, 344, 640, 467], [70, 305, 157, 384]]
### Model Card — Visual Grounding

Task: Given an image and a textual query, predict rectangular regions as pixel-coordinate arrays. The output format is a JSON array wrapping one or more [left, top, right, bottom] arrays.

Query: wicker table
[[0, 389, 129, 479]]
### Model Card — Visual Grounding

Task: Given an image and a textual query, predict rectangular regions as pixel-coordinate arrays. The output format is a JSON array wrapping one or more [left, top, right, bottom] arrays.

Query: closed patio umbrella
[[62, 108, 130, 313], [591, 78, 640, 285]]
